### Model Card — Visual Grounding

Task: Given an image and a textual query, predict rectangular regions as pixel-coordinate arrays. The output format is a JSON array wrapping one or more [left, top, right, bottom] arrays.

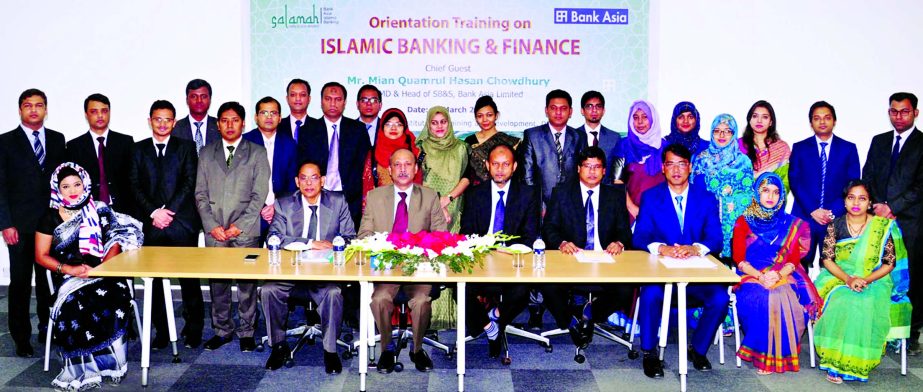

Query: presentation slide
[[250, 0, 650, 133]]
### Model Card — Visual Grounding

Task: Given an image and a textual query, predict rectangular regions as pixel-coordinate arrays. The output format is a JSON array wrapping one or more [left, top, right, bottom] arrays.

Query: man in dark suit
[[65, 93, 135, 216], [358, 149, 448, 373], [278, 78, 314, 144], [633, 144, 728, 378], [173, 79, 220, 154], [521, 89, 587, 205], [194, 102, 270, 352], [261, 161, 355, 374], [299, 82, 372, 228], [789, 101, 860, 268], [242, 96, 299, 244], [543, 146, 633, 350], [128, 100, 204, 349], [460, 143, 539, 361], [861, 92, 923, 354], [576, 91, 621, 184], [356, 84, 382, 145], [0, 89, 66, 357]]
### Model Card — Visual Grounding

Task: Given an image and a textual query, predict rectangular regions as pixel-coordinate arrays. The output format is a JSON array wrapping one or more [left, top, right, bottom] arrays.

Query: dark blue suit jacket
[[460, 180, 541, 246], [633, 181, 722, 255], [789, 135, 860, 222], [576, 124, 621, 184], [243, 129, 299, 199]]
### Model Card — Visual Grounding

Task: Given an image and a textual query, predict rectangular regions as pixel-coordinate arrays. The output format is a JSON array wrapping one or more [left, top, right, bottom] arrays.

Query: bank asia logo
[[554, 8, 629, 25]]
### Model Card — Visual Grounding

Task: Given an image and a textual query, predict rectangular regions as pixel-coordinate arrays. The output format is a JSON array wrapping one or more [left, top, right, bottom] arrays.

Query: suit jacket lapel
[[597, 186, 614, 245], [410, 186, 424, 231], [292, 194, 305, 238], [479, 184, 493, 233], [318, 193, 335, 239], [14, 127, 42, 169], [383, 186, 396, 231]]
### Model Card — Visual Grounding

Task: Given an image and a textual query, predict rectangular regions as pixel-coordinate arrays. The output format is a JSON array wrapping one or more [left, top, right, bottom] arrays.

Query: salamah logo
[[271, 4, 321, 28]]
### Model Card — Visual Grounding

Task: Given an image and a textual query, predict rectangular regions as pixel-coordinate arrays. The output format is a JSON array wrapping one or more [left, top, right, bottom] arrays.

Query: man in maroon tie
[[357, 148, 447, 373]]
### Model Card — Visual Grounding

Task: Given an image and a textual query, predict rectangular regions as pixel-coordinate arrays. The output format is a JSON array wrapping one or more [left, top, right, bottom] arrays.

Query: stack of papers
[[659, 256, 717, 269], [575, 251, 615, 263]]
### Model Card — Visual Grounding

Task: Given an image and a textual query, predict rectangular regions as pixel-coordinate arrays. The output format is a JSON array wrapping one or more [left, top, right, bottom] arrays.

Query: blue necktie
[[819, 141, 828, 206], [889, 135, 902, 179], [492, 190, 505, 233], [585, 190, 595, 250], [32, 130, 45, 167], [675, 195, 684, 233], [294, 119, 302, 142]]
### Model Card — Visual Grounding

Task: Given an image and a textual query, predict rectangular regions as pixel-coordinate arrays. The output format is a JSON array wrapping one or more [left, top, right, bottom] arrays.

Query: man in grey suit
[[358, 149, 447, 373], [521, 89, 587, 206], [576, 90, 622, 184], [261, 161, 354, 374], [174, 79, 220, 154], [194, 101, 270, 352]]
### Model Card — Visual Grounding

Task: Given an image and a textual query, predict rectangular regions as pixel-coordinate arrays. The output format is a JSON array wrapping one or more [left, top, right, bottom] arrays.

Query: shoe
[[152, 335, 169, 350], [908, 340, 921, 356], [642, 353, 664, 379], [409, 349, 433, 372], [488, 338, 502, 359], [239, 337, 257, 352], [568, 320, 592, 349], [528, 304, 545, 330], [377, 350, 396, 373], [265, 342, 291, 370], [203, 335, 233, 351], [184, 333, 202, 349], [688, 347, 712, 371], [15, 342, 34, 358], [324, 351, 342, 374]]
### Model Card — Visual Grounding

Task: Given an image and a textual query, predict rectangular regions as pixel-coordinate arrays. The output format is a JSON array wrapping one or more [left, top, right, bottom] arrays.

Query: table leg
[[359, 281, 370, 392], [658, 283, 673, 361], [141, 277, 154, 387], [162, 278, 180, 363], [456, 282, 466, 392], [677, 282, 688, 392]]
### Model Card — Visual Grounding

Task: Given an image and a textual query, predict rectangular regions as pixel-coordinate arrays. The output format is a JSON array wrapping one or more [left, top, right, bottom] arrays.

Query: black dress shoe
[[409, 349, 433, 372], [203, 335, 233, 351], [184, 333, 202, 349], [239, 337, 257, 352], [377, 350, 396, 373], [265, 342, 291, 370], [324, 351, 342, 374], [642, 353, 664, 379], [15, 342, 34, 358], [688, 348, 712, 371], [152, 335, 170, 350], [488, 338, 502, 358]]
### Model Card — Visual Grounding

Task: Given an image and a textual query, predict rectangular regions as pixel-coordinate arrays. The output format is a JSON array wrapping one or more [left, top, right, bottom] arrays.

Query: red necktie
[[393, 191, 409, 233]]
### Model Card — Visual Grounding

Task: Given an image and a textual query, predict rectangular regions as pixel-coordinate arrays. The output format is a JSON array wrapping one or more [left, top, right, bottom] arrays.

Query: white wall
[[2, 0, 923, 283]]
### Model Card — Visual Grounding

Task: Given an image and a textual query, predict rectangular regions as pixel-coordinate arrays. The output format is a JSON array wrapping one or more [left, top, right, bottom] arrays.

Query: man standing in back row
[[522, 89, 587, 206], [174, 79, 220, 154]]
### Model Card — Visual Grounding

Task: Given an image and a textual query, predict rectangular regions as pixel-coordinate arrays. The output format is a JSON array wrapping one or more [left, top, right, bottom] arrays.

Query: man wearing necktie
[[173, 79, 220, 154], [65, 93, 136, 216], [356, 84, 382, 146], [278, 78, 315, 143], [633, 144, 727, 378], [576, 91, 622, 184], [0, 89, 66, 357], [358, 149, 447, 373], [194, 102, 270, 353], [861, 92, 923, 355], [261, 161, 354, 374], [522, 89, 588, 206], [543, 146, 633, 353], [789, 101, 860, 269], [128, 100, 204, 349], [460, 144, 540, 363], [299, 82, 372, 229]]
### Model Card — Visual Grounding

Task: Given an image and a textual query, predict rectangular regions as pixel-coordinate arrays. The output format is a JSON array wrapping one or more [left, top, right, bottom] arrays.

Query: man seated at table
[[632, 144, 728, 378], [261, 161, 355, 374], [543, 146, 633, 350], [460, 143, 539, 362], [358, 148, 448, 373]]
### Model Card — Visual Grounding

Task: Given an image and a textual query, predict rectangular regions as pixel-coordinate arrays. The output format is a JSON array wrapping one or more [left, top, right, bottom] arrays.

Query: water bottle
[[267, 233, 282, 266], [532, 238, 546, 270], [332, 236, 346, 266]]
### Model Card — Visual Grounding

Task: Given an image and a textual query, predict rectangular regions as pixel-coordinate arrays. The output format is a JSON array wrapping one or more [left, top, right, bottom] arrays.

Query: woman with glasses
[[739, 100, 791, 189], [360, 108, 422, 207], [613, 99, 664, 221], [462, 96, 521, 188]]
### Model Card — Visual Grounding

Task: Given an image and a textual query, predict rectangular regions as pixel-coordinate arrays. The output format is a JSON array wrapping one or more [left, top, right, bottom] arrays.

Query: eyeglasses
[[889, 108, 914, 118], [712, 129, 733, 136], [151, 117, 174, 124], [583, 104, 604, 111], [359, 97, 381, 104], [258, 110, 280, 117], [299, 175, 322, 183], [580, 164, 604, 171], [384, 121, 404, 129], [664, 162, 690, 169]]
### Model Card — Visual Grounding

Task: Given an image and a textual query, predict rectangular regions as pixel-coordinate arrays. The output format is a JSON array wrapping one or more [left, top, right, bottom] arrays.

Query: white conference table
[[91, 247, 738, 392]]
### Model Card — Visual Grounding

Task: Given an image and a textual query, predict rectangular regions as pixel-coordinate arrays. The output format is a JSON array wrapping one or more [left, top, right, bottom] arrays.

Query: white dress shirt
[[393, 184, 414, 218], [262, 132, 277, 204], [360, 117, 379, 145], [21, 124, 46, 147], [815, 134, 832, 156], [290, 114, 308, 140], [151, 135, 171, 156], [221, 138, 242, 161], [584, 124, 601, 148], [90, 129, 111, 157], [579, 182, 602, 250], [548, 123, 566, 148], [301, 194, 322, 245]]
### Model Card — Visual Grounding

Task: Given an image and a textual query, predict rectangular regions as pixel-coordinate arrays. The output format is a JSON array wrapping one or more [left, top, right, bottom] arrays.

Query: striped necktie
[[32, 130, 45, 167]]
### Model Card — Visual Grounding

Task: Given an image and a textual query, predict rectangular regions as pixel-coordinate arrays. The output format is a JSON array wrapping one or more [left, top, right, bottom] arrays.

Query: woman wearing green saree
[[417, 106, 469, 329], [813, 180, 912, 384]]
